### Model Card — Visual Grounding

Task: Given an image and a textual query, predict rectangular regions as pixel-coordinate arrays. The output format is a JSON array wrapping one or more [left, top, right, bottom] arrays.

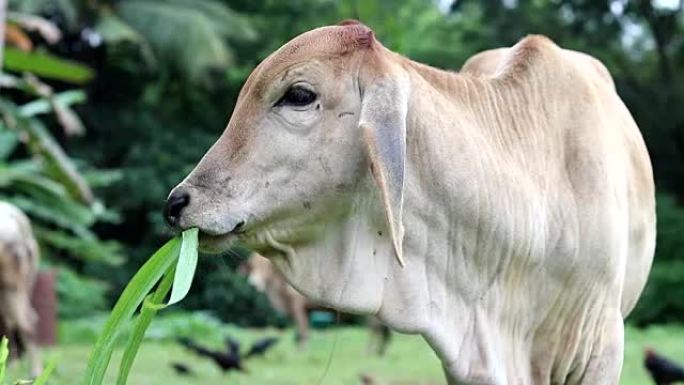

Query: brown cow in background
[[240, 253, 391, 354], [0, 202, 42, 377], [239, 253, 310, 347]]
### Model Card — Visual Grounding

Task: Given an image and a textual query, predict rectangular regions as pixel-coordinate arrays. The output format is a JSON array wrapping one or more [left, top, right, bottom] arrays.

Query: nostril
[[233, 221, 245, 233], [164, 190, 190, 227]]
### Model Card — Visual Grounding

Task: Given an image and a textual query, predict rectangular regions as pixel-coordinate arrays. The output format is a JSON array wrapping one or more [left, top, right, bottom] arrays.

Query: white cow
[[166, 21, 655, 385], [0, 202, 42, 377]]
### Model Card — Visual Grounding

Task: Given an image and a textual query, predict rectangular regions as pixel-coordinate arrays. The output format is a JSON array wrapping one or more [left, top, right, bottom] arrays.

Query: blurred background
[[1, 0, 683, 384]]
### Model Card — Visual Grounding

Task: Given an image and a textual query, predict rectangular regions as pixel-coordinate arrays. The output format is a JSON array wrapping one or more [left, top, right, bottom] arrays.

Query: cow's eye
[[276, 86, 317, 107]]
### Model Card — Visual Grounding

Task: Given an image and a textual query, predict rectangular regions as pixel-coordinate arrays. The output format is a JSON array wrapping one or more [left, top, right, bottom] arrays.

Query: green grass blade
[[168, 228, 199, 305], [116, 266, 176, 385], [33, 357, 58, 385], [83, 237, 181, 385], [0, 337, 8, 384], [116, 229, 198, 384]]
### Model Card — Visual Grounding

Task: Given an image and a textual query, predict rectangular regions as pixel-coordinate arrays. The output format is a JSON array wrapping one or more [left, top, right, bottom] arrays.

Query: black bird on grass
[[178, 337, 245, 373], [225, 335, 241, 356], [170, 362, 194, 376], [645, 348, 684, 385], [244, 337, 279, 358]]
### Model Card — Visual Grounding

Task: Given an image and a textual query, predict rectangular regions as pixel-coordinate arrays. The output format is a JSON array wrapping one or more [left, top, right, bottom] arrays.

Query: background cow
[[238, 253, 310, 348], [0, 202, 41, 377], [239, 253, 392, 355]]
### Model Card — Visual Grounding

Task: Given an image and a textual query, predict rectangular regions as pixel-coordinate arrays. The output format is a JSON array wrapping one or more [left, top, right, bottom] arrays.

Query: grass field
[[7, 322, 684, 384]]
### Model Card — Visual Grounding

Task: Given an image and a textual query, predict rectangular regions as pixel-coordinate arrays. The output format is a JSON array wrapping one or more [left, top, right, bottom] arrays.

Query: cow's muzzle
[[164, 186, 247, 235]]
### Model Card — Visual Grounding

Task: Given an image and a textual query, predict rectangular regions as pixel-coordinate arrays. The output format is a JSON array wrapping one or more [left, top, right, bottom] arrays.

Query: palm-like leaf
[[34, 225, 124, 264], [0, 165, 124, 265], [161, 0, 256, 40], [116, 0, 256, 81], [0, 130, 19, 159], [6, 104, 94, 203], [1, 87, 122, 265], [94, 12, 157, 66]]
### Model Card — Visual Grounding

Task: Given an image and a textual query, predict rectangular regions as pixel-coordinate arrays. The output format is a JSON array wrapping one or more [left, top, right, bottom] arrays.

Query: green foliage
[[9, 0, 257, 82], [0, 17, 124, 288], [0, 81, 92, 202], [115, 1, 228, 81], [0, 82, 124, 266], [57, 267, 109, 319], [59, 314, 112, 345], [186, 253, 286, 327], [143, 311, 226, 341], [59, 311, 226, 345], [9, 0, 80, 30]]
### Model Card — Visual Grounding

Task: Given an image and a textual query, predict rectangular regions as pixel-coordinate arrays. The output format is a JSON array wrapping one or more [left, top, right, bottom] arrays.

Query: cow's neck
[[373, 67, 550, 385]]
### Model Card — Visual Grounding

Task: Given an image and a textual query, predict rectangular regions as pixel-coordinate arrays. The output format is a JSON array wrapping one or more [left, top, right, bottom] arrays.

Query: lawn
[[7, 320, 684, 385]]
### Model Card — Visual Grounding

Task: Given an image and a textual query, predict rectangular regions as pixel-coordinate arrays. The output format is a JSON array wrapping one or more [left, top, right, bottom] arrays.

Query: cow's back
[[418, 37, 657, 383], [463, 37, 655, 317], [538, 41, 655, 317]]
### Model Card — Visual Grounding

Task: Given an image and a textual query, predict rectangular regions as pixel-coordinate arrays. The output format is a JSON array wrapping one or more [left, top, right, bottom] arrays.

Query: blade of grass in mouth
[[84, 228, 200, 385]]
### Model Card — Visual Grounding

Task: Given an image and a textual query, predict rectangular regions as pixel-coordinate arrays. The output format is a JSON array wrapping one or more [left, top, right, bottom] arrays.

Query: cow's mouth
[[197, 231, 239, 254], [195, 208, 329, 258], [196, 219, 249, 254], [198, 224, 317, 260], [197, 226, 289, 255]]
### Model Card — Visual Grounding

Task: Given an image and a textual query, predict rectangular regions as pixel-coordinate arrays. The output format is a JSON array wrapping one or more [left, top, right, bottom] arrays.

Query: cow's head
[[166, 22, 411, 315]]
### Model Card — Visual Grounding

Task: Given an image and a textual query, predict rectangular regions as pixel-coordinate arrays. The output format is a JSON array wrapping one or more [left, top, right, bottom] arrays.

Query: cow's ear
[[360, 77, 409, 267]]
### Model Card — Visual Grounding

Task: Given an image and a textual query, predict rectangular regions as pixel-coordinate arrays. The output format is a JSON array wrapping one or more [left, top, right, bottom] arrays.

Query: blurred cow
[[0, 202, 42, 377], [239, 253, 391, 354], [239, 253, 310, 347]]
